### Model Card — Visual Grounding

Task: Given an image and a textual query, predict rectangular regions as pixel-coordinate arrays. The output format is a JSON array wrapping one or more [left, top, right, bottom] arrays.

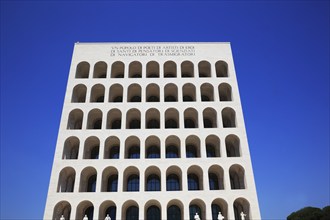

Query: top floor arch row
[[74, 60, 230, 79]]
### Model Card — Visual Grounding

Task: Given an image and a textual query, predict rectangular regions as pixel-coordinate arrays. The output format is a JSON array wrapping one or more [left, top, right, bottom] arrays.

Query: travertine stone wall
[[44, 42, 261, 220]]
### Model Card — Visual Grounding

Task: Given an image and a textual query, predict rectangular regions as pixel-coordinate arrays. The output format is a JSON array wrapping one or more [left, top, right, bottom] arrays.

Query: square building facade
[[44, 42, 261, 220]]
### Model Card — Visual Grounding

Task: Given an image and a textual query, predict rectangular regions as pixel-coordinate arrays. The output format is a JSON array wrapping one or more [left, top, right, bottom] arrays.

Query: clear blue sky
[[0, 1, 329, 219]]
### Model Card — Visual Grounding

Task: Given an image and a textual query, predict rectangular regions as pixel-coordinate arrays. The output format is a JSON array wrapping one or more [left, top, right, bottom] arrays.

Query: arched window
[[209, 166, 224, 190], [166, 136, 180, 158], [203, 108, 217, 128], [146, 109, 160, 129], [105, 206, 116, 220], [188, 174, 199, 190], [198, 61, 211, 77], [233, 198, 250, 220], [80, 167, 97, 192], [211, 199, 228, 220], [146, 146, 160, 158], [129, 61, 142, 78], [186, 136, 200, 158], [126, 206, 139, 220], [87, 109, 102, 129], [83, 137, 99, 159], [230, 165, 245, 189], [145, 136, 160, 159], [189, 205, 201, 220], [104, 136, 120, 159], [126, 109, 141, 129], [167, 205, 181, 220], [222, 108, 236, 128], [101, 167, 118, 192], [182, 83, 196, 102], [166, 174, 180, 191], [63, 137, 79, 159], [164, 61, 177, 77], [76, 201, 94, 220], [128, 146, 140, 159], [127, 175, 139, 191], [184, 108, 198, 128], [90, 84, 105, 103], [107, 109, 122, 129], [128, 84, 142, 102], [219, 83, 232, 101], [57, 167, 75, 192], [165, 108, 179, 129], [206, 135, 221, 157], [146, 84, 160, 102], [52, 201, 71, 220], [67, 109, 83, 129], [164, 84, 178, 102], [147, 61, 160, 78], [72, 84, 87, 103], [146, 174, 161, 191], [226, 135, 240, 157], [111, 61, 124, 78], [109, 84, 123, 102], [166, 145, 179, 158], [145, 166, 161, 192], [107, 175, 118, 192], [93, 61, 107, 78], [147, 205, 161, 220], [76, 61, 89, 78], [181, 61, 194, 77], [201, 83, 214, 101], [83, 137, 100, 159], [125, 136, 140, 159], [87, 174, 96, 192], [215, 60, 228, 77], [204, 117, 215, 128]]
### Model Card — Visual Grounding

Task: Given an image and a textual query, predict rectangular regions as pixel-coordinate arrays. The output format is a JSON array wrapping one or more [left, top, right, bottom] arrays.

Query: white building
[[44, 42, 261, 220]]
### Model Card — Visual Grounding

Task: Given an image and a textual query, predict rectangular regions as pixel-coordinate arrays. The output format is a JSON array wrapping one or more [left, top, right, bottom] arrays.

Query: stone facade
[[44, 42, 261, 220]]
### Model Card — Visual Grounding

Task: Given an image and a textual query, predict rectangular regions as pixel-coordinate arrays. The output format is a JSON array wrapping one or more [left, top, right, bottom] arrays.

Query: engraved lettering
[[110, 45, 195, 57]]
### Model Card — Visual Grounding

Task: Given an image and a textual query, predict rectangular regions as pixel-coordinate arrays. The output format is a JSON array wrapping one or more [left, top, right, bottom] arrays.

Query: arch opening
[[93, 61, 107, 78], [76, 62, 90, 78]]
